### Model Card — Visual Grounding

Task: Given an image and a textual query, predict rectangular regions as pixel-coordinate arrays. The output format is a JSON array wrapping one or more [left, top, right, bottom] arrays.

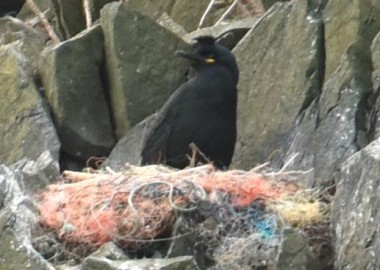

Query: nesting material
[[270, 199, 326, 226], [38, 164, 326, 249]]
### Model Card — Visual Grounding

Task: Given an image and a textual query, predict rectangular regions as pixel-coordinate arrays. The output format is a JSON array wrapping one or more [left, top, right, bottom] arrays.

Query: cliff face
[[1, 0, 380, 269]]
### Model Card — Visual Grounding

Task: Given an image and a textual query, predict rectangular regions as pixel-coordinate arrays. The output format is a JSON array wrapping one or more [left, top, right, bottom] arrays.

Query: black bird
[[141, 36, 239, 169]]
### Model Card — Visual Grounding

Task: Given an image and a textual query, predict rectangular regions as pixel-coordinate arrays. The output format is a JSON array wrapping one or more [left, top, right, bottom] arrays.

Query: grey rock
[[184, 16, 258, 50], [55, 265, 81, 270], [39, 25, 115, 162], [0, 165, 55, 270], [371, 30, 380, 139], [18, 0, 114, 40], [0, 44, 60, 166], [101, 2, 189, 137], [373, 32, 380, 90], [324, 0, 380, 78], [0, 16, 48, 72], [157, 12, 188, 37], [90, 0, 116, 22], [55, 0, 116, 38], [332, 138, 380, 270], [283, 0, 380, 187], [165, 216, 205, 267], [127, 0, 242, 32], [82, 255, 194, 270], [276, 228, 321, 270], [82, 242, 129, 270], [170, 0, 238, 32], [32, 232, 66, 267], [17, 0, 51, 20], [0, 230, 54, 270], [17, 0, 64, 41], [54, 0, 86, 38], [106, 115, 156, 169], [231, 1, 323, 170], [127, 0, 176, 22], [284, 58, 367, 187], [0, 175, 5, 210], [207, 234, 278, 270], [11, 151, 60, 193], [262, 0, 290, 11], [170, 0, 216, 32], [89, 242, 129, 261]]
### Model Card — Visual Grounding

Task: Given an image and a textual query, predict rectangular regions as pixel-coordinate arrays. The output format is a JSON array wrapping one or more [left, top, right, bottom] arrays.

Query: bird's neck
[[199, 65, 238, 86]]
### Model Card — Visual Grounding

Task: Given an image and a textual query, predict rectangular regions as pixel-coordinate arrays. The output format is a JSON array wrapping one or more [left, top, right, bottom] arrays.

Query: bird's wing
[[141, 117, 171, 164], [141, 83, 189, 165]]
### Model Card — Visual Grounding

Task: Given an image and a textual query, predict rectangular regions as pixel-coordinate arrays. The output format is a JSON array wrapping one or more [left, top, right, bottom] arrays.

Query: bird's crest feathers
[[193, 36, 216, 45]]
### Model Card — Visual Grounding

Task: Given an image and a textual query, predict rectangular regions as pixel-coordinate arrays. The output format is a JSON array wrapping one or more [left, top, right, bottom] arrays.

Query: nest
[[37, 163, 330, 267]]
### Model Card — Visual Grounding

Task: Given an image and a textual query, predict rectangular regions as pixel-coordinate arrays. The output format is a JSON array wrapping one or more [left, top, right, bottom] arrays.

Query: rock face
[[232, 0, 380, 188], [0, 164, 55, 270], [324, 0, 380, 78], [371, 30, 380, 139], [328, 25, 380, 270], [128, 0, 238, 32], [0, 44, 60, 166], [54, 0, 116, 38], [101, 2, 189, 137], [106, 115, 156, 169], [170, 0, 215, 32], [82, 254, 194, 270], [54, 0, 86, 38], [332, 138, 380, 269], [127, 0, 176, 22], [232, 1, 324, 170], [0, 16, 49, 72], [183, 16, 257, 50], [282, 0, 380, 187], [39, 25, 115, 162], [261, 0, 289, 11], [276, 228, 321, 270], [11, 151, 60, 193], [3, 0, 380, 269], [18, 0, 116, 40]]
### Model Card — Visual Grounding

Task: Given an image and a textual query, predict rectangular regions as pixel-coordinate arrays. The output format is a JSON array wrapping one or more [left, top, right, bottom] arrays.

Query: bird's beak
[[175, 50, 204, 64]]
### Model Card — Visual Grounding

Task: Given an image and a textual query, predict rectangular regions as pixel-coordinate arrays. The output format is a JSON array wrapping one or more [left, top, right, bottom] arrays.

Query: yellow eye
[[205, 58, 215, 64]]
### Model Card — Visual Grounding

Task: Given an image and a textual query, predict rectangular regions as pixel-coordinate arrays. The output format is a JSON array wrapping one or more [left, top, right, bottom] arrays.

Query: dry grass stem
[[82, 0, 92, 29], [215, 0, 239, 25], [198, 0, 217, 29], [25, 0, 60, 43]]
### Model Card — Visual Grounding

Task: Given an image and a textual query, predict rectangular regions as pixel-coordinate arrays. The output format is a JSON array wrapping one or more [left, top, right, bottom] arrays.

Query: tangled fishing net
[[37, 162, 330, 268]]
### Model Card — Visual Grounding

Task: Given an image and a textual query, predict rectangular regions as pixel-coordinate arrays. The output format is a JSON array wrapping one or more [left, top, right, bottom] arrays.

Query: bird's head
[[176, 36, 239, 84]]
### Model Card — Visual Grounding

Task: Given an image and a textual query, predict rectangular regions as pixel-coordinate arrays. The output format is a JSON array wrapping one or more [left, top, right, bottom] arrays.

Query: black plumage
[[141, 36, 239, 169]]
